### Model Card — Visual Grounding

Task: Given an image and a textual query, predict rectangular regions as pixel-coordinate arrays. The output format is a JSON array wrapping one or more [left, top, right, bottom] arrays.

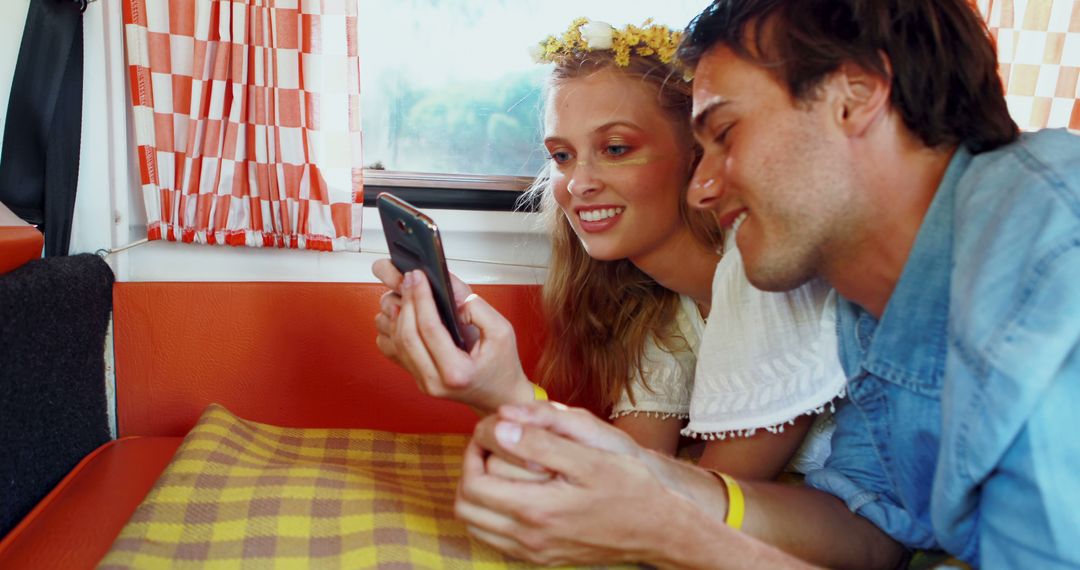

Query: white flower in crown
[[580, 20, 615, 50], [528, 42, 545, 64]]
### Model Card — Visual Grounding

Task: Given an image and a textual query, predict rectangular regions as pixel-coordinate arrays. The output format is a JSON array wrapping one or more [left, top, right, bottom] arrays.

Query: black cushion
[[0, 253, 113, 538]]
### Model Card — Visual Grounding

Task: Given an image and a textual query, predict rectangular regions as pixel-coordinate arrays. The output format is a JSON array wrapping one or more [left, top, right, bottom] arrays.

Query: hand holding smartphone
[[377, 193, 468, 350]]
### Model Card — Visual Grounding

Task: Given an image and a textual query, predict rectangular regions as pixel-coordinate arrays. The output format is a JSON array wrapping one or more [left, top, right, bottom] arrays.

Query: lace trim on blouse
[[680, 385, 846, 440], [610, 410, 690, 421]]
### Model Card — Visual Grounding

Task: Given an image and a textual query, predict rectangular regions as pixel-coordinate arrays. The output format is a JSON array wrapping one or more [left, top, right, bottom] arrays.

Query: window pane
[[358, 1, 709, 177]]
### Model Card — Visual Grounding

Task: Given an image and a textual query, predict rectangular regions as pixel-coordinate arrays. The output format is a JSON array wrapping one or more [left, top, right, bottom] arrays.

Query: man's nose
[[688, 153, 725, 210]]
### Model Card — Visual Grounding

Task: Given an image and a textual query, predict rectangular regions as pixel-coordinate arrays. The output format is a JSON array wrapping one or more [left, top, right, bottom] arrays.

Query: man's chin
[[744, 260, 815, 293]]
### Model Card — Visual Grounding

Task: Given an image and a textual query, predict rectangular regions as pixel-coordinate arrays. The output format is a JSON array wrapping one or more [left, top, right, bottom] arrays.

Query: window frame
[[362, 169, 538, 212]]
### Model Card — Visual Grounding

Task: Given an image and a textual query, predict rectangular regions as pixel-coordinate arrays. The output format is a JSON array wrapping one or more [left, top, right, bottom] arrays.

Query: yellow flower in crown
[[530, 18, 686, 71]]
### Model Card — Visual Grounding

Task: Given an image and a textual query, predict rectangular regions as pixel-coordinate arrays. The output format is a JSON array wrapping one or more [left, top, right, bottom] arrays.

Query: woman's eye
[[605, 144, 631, 157], [549, 150, 572, 164]]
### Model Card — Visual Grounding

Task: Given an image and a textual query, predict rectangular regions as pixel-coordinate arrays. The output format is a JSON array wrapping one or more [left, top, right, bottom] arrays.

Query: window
[[357, 1, 709, 180]]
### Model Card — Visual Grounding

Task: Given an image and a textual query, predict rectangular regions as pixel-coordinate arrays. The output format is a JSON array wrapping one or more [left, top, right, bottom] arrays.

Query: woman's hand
[[485, 453, 554, 482], [373, 259, 480, 356], [371, 259, 535, 414]]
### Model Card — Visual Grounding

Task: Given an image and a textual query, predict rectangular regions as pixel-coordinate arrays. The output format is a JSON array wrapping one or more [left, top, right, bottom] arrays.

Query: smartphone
[[377, 192, 468, 350]]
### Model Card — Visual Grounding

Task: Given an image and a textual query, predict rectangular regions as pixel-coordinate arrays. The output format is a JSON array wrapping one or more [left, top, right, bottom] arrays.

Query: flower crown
[[530, 17, 685, 71]]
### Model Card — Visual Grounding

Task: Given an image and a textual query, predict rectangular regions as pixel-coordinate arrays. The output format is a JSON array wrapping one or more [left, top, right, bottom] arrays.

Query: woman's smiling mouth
[[576, 206, 625, 232]]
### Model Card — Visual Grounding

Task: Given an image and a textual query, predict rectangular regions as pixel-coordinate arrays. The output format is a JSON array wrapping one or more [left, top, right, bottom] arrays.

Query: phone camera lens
[[396, 219, 412, 233]]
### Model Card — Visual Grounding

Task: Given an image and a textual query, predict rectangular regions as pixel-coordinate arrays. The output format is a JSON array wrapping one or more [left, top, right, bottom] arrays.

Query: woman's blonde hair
[[524, 52, 723, 413]]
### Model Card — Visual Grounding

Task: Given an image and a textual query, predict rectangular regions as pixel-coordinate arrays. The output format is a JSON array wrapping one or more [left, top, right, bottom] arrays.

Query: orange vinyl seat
[[0, 437, 183, 569], [0, 278, 545, 569]]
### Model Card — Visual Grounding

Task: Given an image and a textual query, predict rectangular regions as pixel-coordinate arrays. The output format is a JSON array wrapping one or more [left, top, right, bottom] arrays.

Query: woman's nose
[[566, 161, 602, 197]]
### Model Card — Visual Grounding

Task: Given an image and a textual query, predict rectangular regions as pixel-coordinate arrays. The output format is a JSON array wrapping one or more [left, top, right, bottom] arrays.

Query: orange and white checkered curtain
[[122, 0, 364, 251], [980, 0, 1080, 131]]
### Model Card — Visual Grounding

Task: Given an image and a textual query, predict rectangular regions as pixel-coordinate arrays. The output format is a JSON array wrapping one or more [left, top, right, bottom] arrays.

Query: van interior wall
[[0, 1, 31, 168]]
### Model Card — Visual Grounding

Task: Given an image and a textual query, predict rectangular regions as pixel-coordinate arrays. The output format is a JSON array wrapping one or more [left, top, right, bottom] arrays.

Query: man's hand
[[371, 259, 534, 414], [457, 403, 830, 569], [456, 406, 681, 566], [481, 403, 638, 486]]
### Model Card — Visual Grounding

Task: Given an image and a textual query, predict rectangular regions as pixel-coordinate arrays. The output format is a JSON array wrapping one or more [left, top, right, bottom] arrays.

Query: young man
[[454, 1, 1080, 568]]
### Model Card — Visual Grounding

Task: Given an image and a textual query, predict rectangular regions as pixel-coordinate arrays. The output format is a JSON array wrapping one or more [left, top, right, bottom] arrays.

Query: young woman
[[373, 18, 845, 479]]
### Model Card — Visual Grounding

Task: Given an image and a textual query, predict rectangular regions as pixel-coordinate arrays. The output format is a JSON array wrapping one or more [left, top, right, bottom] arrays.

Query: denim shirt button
[[856, 313, 877, 349], [846, 371, 873, 401]]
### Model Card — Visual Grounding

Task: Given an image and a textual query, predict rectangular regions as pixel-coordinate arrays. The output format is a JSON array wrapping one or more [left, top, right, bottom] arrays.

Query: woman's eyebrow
[[544, 121, 642, 145], [592, 120, 642, 132]]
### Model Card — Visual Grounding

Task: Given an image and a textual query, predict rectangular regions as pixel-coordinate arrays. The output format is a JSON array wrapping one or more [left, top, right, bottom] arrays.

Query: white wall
[[0, 0, 31, 167], [70, 1, 134, 260]]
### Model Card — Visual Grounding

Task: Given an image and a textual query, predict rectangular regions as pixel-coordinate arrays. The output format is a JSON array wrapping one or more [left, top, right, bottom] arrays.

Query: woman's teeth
[[580, 207, 624, 222], [732, 211, 748, 232]]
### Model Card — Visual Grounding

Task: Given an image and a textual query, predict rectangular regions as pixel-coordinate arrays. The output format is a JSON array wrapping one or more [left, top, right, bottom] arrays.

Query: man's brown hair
[[679, 0, 1019, 153]]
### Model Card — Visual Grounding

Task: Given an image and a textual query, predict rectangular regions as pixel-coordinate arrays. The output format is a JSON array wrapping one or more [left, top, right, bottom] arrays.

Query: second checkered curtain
[[123, 0, 364, 251], [981, 0, 1080, 131]]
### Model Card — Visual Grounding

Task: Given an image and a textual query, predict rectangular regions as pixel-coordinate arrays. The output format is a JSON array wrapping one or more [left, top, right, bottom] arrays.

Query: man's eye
[[715, 124, 734, 145]]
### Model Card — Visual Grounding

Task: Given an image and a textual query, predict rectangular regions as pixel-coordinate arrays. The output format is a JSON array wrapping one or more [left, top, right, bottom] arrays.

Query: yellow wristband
[[715, 471, 745, 530], [531, 383, 548, 401]]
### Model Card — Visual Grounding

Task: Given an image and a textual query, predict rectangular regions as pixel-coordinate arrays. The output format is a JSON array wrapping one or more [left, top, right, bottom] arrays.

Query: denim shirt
[[805, 129, 1080, 568]]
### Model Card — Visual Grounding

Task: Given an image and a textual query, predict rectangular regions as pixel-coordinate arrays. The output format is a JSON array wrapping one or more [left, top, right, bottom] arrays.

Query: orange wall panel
[[114, 282, 544, 437], [0, 201, 43, 274]]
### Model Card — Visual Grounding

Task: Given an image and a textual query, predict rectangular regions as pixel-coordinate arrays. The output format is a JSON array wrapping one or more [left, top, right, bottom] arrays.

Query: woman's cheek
[[550, 174, 571, 208]]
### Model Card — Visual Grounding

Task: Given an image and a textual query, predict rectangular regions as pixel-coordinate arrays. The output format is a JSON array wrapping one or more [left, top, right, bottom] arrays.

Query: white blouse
[[610, 293, 703, 420], [610, 234, 847, 471]]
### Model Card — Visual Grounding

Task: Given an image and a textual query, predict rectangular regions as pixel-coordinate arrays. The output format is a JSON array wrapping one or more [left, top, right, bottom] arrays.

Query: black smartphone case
[[377, 193, 468, 349]]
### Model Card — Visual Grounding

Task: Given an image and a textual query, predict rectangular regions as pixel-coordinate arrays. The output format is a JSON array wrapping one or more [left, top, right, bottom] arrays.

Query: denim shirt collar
[[837, 148, 972, 392]]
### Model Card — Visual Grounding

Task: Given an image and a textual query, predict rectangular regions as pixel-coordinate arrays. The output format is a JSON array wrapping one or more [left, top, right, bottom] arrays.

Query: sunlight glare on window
[[357, 0, 709, 177]]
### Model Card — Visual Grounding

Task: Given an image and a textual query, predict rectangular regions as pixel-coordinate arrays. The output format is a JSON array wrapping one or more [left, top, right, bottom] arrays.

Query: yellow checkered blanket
[[99, 404, 634, 569]]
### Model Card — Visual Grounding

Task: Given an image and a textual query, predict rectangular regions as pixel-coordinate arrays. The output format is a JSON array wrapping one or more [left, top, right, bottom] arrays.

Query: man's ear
[[830, 58, 891, 137]]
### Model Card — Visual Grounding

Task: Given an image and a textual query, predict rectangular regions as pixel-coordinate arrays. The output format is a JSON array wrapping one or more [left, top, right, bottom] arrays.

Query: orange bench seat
[[0, 437, 183, 569], [0, 280, 546, 568]]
